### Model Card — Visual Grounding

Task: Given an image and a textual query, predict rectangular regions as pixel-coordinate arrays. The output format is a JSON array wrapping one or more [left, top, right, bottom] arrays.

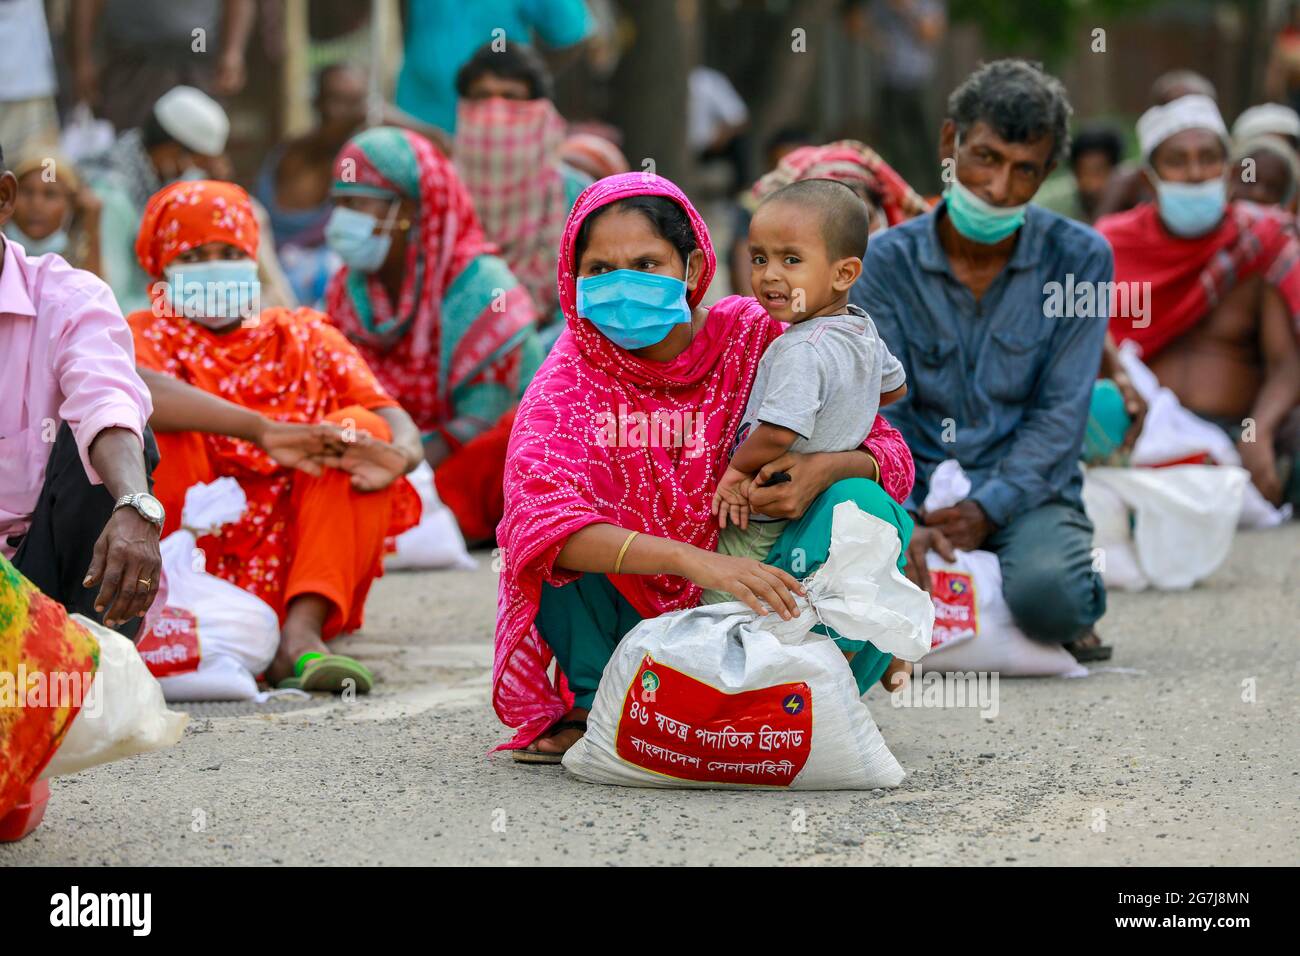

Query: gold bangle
[[614, 530, 640, 575]]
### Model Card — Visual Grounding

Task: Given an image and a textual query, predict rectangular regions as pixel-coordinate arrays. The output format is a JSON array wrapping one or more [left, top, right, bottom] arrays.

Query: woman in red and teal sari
[[325, 126, 542, 542]]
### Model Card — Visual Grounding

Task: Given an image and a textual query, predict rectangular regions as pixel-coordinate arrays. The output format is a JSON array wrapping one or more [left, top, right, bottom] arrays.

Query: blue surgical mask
[[163, 259, 261, 328], [325, 203, 398, 273], [4, 221, 69, 257], [1151, 174, 1227, 237], [576, 270, 692, 350], [944, 178, 1028, 244]]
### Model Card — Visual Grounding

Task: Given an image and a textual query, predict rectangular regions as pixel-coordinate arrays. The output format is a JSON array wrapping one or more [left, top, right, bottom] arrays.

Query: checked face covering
[[455, 96, 570, 315]]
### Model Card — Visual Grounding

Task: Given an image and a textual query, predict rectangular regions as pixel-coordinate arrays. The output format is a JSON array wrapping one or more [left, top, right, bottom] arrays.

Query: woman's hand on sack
[[1238, 435, 1284, 505], [903, 524, 956, 594], [678, 549, 805, 620], [256, 419, 348, 476]]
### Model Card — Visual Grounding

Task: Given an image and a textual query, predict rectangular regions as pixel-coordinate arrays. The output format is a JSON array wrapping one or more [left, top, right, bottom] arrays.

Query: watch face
[[138, 496, 165, 522]]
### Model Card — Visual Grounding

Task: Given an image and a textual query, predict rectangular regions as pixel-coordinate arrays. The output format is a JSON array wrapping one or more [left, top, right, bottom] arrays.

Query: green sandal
[[276, 652, 374, 694]]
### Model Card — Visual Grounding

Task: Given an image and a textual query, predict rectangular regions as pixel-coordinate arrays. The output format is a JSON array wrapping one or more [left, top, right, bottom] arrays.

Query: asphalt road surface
[[4, 525, 1296, 866]]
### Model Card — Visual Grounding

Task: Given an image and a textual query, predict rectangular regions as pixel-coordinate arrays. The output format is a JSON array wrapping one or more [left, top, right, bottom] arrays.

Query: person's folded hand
[[924, 499, 992, 551], [256, 420, 348, 475], [319, 431, 409, 492]]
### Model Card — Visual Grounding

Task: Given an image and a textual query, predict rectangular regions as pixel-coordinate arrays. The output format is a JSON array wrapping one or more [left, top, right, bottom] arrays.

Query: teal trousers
[[536, 478, 914, 708]]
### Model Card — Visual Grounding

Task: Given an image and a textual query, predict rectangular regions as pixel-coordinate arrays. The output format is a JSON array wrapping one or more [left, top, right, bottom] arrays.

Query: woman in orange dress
[[126, 180, 422, 692]]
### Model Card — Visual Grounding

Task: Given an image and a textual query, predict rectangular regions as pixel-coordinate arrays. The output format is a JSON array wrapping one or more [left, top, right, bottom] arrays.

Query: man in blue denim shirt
[[851, 60, 1112, 660]]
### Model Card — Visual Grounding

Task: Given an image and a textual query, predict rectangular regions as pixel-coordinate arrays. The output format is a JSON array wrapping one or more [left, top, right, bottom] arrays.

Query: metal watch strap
[[113, 493, 165, 527]]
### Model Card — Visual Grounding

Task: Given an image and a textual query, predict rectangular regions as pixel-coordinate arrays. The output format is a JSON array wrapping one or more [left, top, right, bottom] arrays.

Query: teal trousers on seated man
[[536, 478, 914, 708], [981, 501, 1106, 644]]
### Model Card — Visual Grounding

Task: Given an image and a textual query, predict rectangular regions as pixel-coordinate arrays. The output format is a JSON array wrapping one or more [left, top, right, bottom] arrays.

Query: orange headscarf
[[134, 180, 260, 279]]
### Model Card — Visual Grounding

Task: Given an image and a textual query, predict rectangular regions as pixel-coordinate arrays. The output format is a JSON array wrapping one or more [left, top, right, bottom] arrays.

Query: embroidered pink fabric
[[491, 173, 914, 750]]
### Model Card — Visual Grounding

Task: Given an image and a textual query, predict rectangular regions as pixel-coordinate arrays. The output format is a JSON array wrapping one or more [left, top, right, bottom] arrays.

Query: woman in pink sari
[[494, 173, 916, 761]]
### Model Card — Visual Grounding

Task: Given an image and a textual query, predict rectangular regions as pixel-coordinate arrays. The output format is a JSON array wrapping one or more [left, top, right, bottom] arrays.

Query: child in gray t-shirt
[[704, 179, 906, 601]]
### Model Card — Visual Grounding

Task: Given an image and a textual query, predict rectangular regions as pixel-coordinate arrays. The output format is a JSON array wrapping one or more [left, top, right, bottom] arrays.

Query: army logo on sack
[[641, 670, 660, 694]]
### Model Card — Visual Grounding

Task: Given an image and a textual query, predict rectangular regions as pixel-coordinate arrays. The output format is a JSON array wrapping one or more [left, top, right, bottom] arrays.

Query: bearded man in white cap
[[82, 86, 230, 314], [1097, 94, 1300, 510]]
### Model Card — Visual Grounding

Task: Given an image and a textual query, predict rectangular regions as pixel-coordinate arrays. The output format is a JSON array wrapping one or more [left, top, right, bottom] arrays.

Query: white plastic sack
[[58, 102, 115, 163], [562, 503, 933, 790], [1080, 476, 1148, 591], [1083, 465, 1246, 591], [920, 460, 1081, 678], [385, 461, 477, 571], [43, 616, 187, 777], [1118, 344, 1292, 529], [148, 478, 280, 701], [158, 652, 260, 702]]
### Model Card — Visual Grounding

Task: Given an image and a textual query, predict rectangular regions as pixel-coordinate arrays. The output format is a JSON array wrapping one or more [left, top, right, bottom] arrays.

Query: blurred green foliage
[[949, 0, 1182, 63]]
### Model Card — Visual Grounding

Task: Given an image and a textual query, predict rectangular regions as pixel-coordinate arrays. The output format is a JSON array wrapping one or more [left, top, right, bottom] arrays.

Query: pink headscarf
[[490, 173, 915, 750], [751, 140, 932, 234]]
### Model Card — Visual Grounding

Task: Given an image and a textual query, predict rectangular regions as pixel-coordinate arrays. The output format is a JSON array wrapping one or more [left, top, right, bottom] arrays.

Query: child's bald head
[[748, 178, 870, 324], [757, 178, 870, 262]]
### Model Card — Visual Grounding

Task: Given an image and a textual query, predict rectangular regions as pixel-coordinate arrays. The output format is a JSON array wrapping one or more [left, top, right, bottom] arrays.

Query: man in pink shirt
[[0, 145, 163, 635]]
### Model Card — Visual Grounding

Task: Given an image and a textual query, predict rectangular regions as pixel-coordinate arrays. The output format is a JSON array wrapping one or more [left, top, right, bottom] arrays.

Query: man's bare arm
[[69, 0, 105, 106], [1251, 285, 1300, 437]]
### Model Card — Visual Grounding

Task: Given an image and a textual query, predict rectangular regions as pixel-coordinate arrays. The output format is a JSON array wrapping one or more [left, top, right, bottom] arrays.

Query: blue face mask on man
[[1150, 174, 1227, 237], [942, 135, 1030, 245], [944, 179, 1028, 245], [576, 269, 692, 350], [163, 258, 261, 329], [325, 202, 401, 273], [4, 220, 69, 257]]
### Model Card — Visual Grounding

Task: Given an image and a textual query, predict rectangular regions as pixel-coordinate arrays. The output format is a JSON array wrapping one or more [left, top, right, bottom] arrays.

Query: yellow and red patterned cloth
[[0, 556, 99, 817]]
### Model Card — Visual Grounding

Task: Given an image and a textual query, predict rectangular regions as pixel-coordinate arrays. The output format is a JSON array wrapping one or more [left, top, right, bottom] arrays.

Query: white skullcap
[[1137, 94, 1228, 160], [1232, 103, 1300, 143], [152, 86, 229, 157]]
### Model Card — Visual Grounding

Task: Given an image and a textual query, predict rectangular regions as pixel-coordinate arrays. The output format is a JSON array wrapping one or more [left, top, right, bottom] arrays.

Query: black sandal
[[511, 719, 588, 765], [1064, 632, 1113, 663]]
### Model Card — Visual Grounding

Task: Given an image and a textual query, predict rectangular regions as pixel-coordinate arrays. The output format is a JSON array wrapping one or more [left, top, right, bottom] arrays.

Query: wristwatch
[[113, 492, 166, 528]]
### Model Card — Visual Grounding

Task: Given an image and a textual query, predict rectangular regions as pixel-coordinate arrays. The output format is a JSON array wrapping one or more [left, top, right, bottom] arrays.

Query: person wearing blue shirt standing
[[851, 59, 1113, 662], [396, 0, 593, 134]]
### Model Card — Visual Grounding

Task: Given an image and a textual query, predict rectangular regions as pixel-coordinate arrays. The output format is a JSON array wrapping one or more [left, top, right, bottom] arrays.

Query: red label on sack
[[613, 654, 813, 787], [929, 570, 978, 649], [136, 607, 201, 676]]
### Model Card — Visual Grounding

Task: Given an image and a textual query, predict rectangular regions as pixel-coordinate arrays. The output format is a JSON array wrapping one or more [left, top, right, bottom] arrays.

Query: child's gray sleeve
[[881, 343, 907, 392], [755, 342, 827, 440]]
